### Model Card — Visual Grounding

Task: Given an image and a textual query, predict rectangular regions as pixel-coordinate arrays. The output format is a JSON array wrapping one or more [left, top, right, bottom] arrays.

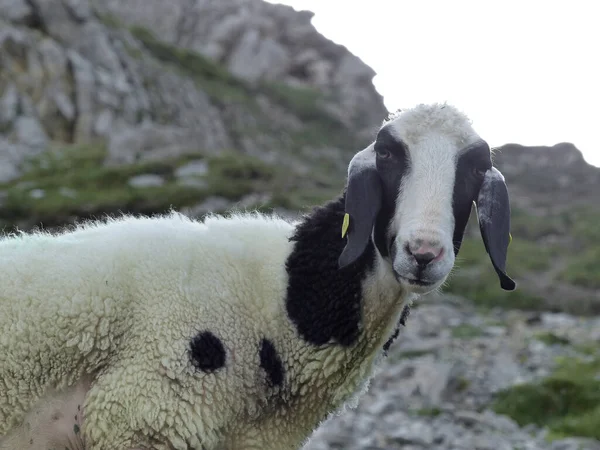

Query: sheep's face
[[338, 103, 516, 294]]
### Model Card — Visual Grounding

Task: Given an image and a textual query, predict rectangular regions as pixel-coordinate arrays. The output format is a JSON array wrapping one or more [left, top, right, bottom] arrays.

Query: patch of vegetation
[[94, 10, 123, 29], [130, 26, 253, 103], [0, 143, 210, 227], [558, 246, 600, 289], [454, 233, 560, 274], [451, 324, 484, 339], [535, 332, 571, 346], [0, 142, 347, 231], [509, 207, 570, 240], [492, 352, 600, 441], [261, 82, 346, 131], [563, 207, 600, 246], [443, 223, 563, 311], [454, 376, 471, 393], [443, 266, 547, 312], [414, 407, 442, 417], [399, 349, 436, 359], [204, 152, 276, 200]]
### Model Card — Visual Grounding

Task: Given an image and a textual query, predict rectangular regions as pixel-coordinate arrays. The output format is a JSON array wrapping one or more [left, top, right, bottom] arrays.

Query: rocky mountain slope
[[1, 0, 599, 448]]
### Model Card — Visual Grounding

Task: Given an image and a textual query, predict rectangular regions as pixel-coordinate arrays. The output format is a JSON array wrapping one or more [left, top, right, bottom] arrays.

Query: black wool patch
[[399, 303, 411, 326], [189, 331, 226, 373], [383, 304, 411, 353], [285, 194, 376, 347], [259, 338, 285, 387], [382, 326, 400, 354]]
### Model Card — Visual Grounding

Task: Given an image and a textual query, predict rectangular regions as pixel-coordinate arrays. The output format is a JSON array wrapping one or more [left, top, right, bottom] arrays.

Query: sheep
[[0, 102, 515, 450]]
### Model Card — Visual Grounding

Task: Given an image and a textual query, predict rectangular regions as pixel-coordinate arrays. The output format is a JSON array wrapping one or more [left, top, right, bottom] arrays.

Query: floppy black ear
[[338, 151, 382, 269], [475, 167, 516, 291]]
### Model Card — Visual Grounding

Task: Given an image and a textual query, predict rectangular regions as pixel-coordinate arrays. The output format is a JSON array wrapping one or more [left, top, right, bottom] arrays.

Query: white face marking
[[384, 104, 483, 294]]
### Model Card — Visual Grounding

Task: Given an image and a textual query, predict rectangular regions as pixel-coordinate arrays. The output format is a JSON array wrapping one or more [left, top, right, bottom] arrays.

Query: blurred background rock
[[0, 0, 598, 448]]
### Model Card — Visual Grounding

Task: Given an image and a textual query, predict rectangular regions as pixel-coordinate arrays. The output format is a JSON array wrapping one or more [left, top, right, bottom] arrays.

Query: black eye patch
[[374, 126, 408, 161], [452, 140, 493, 254], [458, 140, 492, 173]]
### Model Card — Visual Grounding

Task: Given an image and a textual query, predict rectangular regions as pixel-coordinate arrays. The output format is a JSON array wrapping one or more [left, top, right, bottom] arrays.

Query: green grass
[[454, 233, 561, 274], [0, 143, 207, 226], [94, 10, 123, 29], [535, 332, 571, 346], [261, 82, 346, 131], [0, 142, 344, 231], [562, 207, 600, 246], [492, 351, 600, 441], [509, 207, 570, 240], [451, 324, 484, 339], [414, 407, 443, 418], [443, 219, 569, 311], [443, 263, 547, 311], [558, 247, 600, 289]]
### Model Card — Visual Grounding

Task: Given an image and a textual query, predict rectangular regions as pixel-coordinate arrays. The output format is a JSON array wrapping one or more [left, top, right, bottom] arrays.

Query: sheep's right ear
[[338, 149, 382, 269]]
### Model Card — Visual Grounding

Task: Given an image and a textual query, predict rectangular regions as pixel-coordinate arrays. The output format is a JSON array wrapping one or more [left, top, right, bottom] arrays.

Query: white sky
[[265, 0, 600, 167]]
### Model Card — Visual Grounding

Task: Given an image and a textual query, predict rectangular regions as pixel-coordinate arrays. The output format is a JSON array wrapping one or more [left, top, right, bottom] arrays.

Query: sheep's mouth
[[397, 275, 434, 287]]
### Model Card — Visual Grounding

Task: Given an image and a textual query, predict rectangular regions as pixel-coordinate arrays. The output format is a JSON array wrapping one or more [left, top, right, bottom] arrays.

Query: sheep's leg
[[0, 377, 90, 450]]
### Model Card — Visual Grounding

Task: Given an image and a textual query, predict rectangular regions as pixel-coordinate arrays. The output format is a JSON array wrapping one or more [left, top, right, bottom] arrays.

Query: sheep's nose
[[405, 240, 444, 267]]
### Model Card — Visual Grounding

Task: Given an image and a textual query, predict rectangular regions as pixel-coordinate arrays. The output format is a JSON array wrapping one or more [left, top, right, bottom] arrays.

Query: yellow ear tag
[[508, 233, 512, 246], [341, 213, 350, 238]]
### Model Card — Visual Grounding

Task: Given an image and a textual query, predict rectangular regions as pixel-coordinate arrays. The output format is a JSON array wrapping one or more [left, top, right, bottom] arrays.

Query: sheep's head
[[338, 103, 516, 294]]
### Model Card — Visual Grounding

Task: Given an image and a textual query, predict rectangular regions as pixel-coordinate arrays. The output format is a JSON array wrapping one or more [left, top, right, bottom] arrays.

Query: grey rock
[[68, 50, 96, 142], [58, 187, 78, 198], [107, 123, 215, 165], [0, 0, 31, 23], [63, 0, 91, 21], [174, 160, 209, 179], [0, 83, 19, 129], [29, 188, 45, 199], [228, 30, 290, 82], [0, 25, 29, 61], [127, 174, 164, 188], [185, 196, 231, 217], [94, 109, 114, 137], [38, 37, 68, 78], [52, 87, 76, 121], [388, 421, 434, 446], [0, 139, 26, 182], [549, 438, 600, 450], [389, 356, 455, 406], [15, 116, 48, 150], [88, 0, 387, 135]]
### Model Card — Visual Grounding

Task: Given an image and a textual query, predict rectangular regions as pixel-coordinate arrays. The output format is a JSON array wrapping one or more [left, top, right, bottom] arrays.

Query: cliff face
[[0, 0, 384, 194], [89, 0, 388, 133]]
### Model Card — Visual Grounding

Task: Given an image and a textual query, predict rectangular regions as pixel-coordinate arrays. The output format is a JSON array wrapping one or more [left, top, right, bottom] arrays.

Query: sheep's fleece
[[0, 211, 401, 450], [0, 103, 514, 450]]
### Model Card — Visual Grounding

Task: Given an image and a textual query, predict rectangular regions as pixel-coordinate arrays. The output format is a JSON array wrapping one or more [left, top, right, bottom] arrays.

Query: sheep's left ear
[[475, 167, 516, 291], [338, 149, 382, 269]]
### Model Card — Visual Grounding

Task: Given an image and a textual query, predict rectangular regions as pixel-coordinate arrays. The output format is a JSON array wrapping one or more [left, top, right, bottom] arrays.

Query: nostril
[[405, 241, 444, 268], [413, 251, 437, 267]]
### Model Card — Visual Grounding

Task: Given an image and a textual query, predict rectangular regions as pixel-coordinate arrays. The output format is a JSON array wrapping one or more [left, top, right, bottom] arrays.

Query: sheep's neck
[[284, 193, 406, 416], [286, 192, 404, 346]]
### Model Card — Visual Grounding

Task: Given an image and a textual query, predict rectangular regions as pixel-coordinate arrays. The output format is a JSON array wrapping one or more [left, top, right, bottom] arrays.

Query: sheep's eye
[[472, 167, 487, 178], [376, 149, 391, 159]]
